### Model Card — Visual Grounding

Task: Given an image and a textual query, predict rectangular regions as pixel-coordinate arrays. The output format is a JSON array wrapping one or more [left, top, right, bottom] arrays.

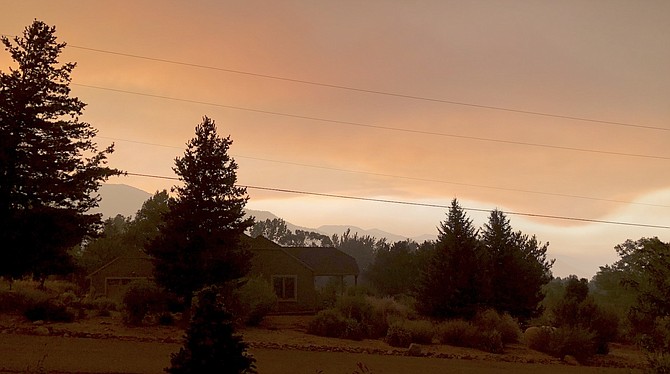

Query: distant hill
[[92, 184, 151, 218], [96, 184, 435, 243]]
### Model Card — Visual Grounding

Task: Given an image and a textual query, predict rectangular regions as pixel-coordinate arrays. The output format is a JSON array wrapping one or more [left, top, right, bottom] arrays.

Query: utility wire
[[123, 172, 670, 230], [65, 44, 670, 133], [79, 84, 670, 161], [100, 135, 670, 209]]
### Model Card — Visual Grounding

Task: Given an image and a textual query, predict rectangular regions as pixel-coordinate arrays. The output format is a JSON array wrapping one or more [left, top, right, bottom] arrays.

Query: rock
[[33, 326, 50, 336], [32, 320, 45, 326], [407, 343, 422, 356], [563, 355, 579, 366], [63, 333, 70, 338], [99, 320, 111, 325]]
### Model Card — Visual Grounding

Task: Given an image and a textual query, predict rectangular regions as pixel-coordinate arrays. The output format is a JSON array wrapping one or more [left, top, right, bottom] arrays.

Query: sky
[[2, 1, 669, 279]]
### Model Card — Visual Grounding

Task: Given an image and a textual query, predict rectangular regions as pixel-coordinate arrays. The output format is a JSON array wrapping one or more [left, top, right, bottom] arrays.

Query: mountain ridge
[[97, 184, 436, 243]]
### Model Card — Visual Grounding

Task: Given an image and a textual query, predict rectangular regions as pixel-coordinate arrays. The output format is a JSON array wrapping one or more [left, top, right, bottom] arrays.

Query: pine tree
[[167, 285, 257, 374], [482, 209, 553, 319], [416, 199, 485, 318], [0, 20, 120, 284], [146, 116, 253, 303]]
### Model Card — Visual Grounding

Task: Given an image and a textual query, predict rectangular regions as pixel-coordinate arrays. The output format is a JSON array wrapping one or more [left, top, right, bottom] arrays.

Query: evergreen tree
[[146, 117, 253, 304], [167, 285, 257, 374], [0, 20, 120, 284], [482, 209, 553, 319], [416, 199, 485, 318]]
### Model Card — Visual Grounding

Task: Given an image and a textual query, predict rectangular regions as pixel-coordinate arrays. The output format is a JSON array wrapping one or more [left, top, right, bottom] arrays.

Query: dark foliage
[[551, 276, 619, 355], [415, 199, 486, 318], [249, 218, 333, 247], [24, 299, 75, 322], [482, 210, 553, 320], [146, 117, 253, 304], [0, 20, 120, 282], [167, 285, 256, 374], [366, 240, 433, 296], [122, 280, 166, 325]]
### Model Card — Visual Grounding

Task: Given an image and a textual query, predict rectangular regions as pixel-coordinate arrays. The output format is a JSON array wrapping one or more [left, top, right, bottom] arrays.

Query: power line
[[79, 84, 670, 161], [65, 43, 670, 133], [100, 135, 670, 209], [122, 172, 670, 230]]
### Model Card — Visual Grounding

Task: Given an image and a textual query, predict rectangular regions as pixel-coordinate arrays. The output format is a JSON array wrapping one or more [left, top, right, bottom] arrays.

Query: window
[[272, 275, 297, 301]]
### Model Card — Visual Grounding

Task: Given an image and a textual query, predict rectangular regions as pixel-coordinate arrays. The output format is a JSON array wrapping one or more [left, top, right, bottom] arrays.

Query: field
[[0, 314, 645, 374]]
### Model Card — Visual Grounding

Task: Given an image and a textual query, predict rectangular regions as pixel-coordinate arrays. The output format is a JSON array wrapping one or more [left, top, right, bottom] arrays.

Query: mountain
[[92, 184, 151, 218], [95, 184, 436, 243]]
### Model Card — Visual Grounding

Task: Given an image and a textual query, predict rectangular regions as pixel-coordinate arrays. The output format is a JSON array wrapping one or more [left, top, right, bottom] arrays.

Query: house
[[245, 235, 359, 313], [87, 251, 154, 301], [87, 235, 360, 313]]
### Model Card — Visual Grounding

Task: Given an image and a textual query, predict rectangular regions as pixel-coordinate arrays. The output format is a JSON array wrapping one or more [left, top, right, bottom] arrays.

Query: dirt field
[[0, 314, 645, 374]]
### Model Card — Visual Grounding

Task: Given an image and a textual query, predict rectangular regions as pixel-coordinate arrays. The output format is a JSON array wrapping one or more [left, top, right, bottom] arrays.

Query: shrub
[[525, 326, 554, 351], [477, 329, 504, 354], [343, 318, 367, 341], [158, 312, 175, 326], [122, 280, 165, 325], [82, 297, 119, 316], [234, 277, 277, 326], [386, 323, 413, 348], [404, 319, 434, 344], [527, 326, 596, 363], [644, 352, 670, 374], [437, 318, 506, 353], [549, 327, 597, 363], [23, 299, 75, 322], [437, 319, 479, 347], [386, 319, 434, 347], [308, 309, 349, 338], [473, 309, 521, 345], [167, 285, 256, 374]]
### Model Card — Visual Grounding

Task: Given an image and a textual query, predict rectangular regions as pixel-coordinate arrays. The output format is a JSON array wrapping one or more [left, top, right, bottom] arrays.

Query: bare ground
[[0, 313, 646, 374]]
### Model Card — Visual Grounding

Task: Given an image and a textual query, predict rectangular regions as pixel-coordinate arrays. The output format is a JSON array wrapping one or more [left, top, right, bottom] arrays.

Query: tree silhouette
[[167, 285, 257, 374], [482, 209, 553, 319], [416, 199, 485, 318], [0, 20, 120, 284], [146, 116, 253, 304]]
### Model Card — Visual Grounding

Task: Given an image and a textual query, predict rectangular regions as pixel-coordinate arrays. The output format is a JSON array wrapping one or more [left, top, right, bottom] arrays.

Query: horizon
[[4, 2, 669, 280]]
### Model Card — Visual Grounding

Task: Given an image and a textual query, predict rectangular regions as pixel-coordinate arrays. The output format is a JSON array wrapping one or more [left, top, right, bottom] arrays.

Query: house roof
[[87, 252, 152, 278], [282, 247, 360, 276]]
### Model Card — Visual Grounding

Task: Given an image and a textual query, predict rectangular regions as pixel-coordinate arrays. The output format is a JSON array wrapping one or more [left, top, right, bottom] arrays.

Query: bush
[[167, 285, 256, 374], [477, 329, 504, 354], [158, 312, 175, 326], [386, 320, 434, 347], [234, 277, 277, 326], [404, 320, 434, 344], [437, 319, 479, 347], [473, 309, 521, 345], [437, 318, 506, 353], [549, 327, 596, 363], [386, 323, 413, 348], [644, 352, 670, 374], [82, 297, 119, 316], [122, 280, 165, 325], [525, 326, 554, 351], [527, 326, 596, 363], [23, 299, 75, 322], [308, 309, 349, 338]]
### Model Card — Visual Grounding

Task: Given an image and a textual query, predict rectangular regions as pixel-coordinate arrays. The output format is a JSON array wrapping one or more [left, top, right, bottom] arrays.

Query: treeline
[[251, 199, 552, 321]]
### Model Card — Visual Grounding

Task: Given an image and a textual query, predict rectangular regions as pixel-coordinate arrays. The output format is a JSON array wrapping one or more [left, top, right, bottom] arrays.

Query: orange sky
[[2, 1, 669, 278]]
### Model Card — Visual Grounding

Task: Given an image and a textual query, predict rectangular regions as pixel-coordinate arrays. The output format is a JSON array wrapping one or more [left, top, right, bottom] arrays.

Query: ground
[[0, 313, 646, 373]]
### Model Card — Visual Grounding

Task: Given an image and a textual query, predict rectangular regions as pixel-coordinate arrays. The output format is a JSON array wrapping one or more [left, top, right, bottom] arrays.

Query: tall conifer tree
[[146, 116, 253, 303], [416, 199, 485, 318], [482, 209, 553, 319], [0, 21, 120, 283]]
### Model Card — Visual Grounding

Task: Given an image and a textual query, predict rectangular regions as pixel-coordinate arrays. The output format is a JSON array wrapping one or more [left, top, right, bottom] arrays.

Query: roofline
[[87, 255, 152, 278]]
